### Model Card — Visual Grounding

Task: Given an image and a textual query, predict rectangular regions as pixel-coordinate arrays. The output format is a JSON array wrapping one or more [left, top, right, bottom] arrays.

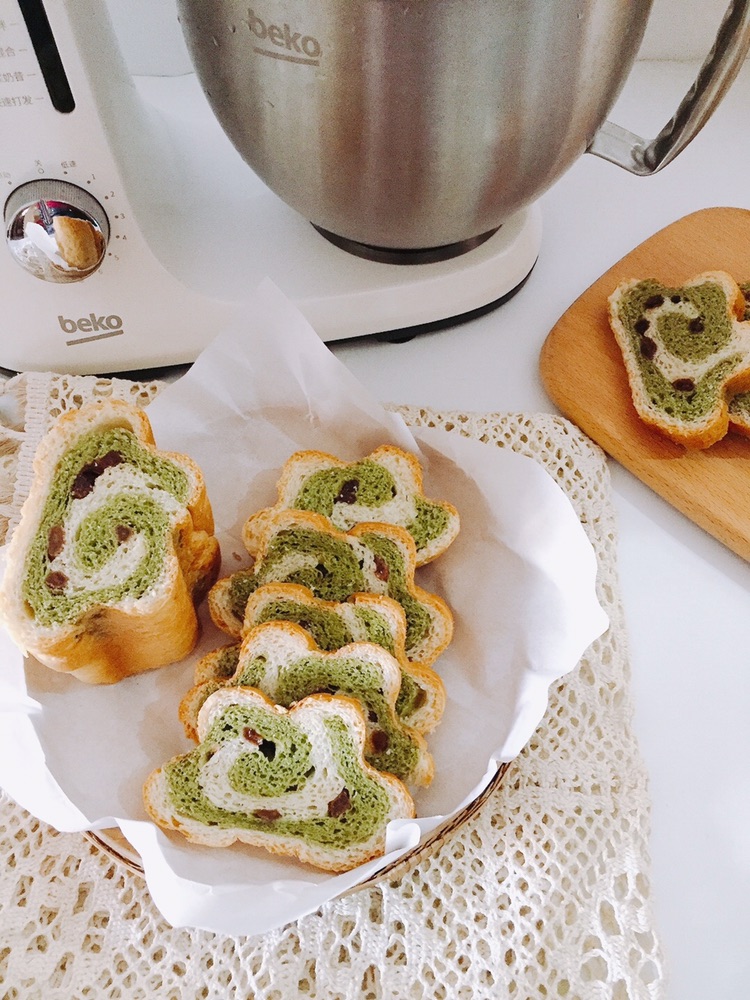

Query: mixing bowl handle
[[588, 0, 750, 174]]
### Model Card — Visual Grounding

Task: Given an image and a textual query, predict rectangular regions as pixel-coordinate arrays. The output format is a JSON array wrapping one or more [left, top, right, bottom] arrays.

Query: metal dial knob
[[4, 179, 109, 283]]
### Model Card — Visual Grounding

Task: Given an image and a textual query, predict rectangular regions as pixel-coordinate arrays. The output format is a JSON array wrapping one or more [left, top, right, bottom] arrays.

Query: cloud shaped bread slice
[[144, 686, 415, 872], [608, 271, 750, 448], [209, 509, 453, 665], [243, 446, 459, 566], [0, 400, 220, 683]]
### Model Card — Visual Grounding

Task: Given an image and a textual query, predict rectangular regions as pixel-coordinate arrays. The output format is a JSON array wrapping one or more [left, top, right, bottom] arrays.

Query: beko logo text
[[244, 10, 321, 64], [58, 314, 125, 345]]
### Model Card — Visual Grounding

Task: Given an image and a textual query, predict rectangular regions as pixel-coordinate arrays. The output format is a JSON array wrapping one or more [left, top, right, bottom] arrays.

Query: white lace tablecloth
[[0, 372, 665, 999]]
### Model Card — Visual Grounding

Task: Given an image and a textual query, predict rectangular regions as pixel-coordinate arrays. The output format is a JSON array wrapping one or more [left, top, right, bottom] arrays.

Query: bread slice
[[144, 686, 416, 872], [179, 620, 435, 786], [243, 446, 459, 566], [208, 509, 453, 664], [608, 271, 750, 448], [0, 400, 221, 683], [195, 586, 445, 734], [195, 583, 444, 734]]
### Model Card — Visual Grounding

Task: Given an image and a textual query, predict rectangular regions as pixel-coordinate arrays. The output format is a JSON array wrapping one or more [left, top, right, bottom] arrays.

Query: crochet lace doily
[[0, 371, 666, 999]]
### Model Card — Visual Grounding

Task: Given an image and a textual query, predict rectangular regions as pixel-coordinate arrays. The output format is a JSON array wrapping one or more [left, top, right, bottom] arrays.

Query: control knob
[[4, 179, 109, 283]]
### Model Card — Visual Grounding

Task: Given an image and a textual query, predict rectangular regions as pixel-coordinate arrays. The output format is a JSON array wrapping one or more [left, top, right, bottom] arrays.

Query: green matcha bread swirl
[[0, 400, 221, 683], [208, 509, 453, 665], [608, 271, 750, 449], [194, 583, 446, 734], [179, 620, 435, 786], [243, 446, 459, 566], [144, 686, 415, 872]]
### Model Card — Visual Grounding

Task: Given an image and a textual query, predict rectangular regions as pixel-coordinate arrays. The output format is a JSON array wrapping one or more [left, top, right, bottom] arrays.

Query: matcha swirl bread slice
[[243, 446, 459, 566], [209, 509, 453, 665], [194, 583, 446, 734], [607, 271, 750, 449], [179, 620, 435, 786], [144, 686, 415, 872], [0, 400, 221, 683]]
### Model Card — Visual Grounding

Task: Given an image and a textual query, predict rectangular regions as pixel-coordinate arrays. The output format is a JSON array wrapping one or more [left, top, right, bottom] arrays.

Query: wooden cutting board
[[540, 206, 750, 562]]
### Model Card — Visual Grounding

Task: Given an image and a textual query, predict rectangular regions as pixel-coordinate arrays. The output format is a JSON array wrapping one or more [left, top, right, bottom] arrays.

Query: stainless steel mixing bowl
[[178, 0, 750, 256]]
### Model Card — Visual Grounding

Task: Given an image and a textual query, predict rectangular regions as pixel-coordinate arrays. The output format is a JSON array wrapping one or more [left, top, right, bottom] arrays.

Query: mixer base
[[373, 261, 536, 343], [312, 225, 500, 265]]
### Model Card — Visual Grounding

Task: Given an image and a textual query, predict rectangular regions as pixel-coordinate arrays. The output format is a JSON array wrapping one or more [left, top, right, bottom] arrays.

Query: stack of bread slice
[[144, 447, 460, 871]]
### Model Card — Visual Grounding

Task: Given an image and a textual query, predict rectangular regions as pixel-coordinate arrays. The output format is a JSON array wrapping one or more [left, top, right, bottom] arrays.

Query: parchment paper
[[0, 281, 607, 936]]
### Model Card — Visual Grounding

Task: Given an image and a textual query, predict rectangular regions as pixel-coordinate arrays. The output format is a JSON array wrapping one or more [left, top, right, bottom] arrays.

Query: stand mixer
[[0, 0, 542, 375], [2, 0, 749, 376]]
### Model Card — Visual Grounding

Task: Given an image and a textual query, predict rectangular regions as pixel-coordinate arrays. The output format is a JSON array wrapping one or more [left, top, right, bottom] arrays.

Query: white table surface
[[331, 60, 750, 1000]]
